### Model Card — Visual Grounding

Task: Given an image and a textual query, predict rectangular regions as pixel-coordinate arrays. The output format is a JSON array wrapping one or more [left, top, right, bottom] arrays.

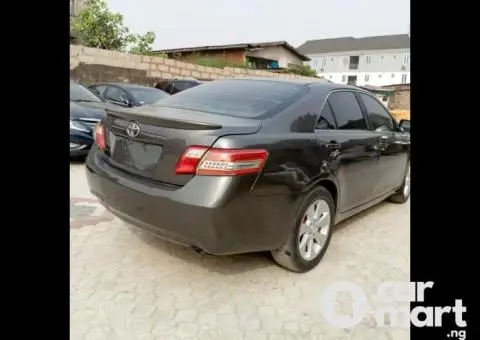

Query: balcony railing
[[349, 63, 359, 70]]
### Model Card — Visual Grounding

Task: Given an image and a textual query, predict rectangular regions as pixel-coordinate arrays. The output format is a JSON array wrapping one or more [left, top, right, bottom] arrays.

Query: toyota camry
[[85, 79, 410, 273]]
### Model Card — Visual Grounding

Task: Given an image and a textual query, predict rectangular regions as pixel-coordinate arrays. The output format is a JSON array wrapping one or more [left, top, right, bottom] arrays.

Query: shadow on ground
[[128, 200, 394, 275], [70, 156, 86, 164]]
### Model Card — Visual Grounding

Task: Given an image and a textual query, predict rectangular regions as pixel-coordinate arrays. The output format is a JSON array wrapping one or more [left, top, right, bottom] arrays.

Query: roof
[[205, 77, 335, 88], [297, 34, 410, 55], [153, 41, 310, 61]]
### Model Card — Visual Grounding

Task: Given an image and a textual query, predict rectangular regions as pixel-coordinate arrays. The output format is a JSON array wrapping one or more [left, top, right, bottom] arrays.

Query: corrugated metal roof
[[153, 41, 310, 61]]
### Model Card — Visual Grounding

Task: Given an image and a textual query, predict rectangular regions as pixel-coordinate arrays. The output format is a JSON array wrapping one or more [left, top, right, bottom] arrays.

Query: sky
[[107, 0, 410, 50]]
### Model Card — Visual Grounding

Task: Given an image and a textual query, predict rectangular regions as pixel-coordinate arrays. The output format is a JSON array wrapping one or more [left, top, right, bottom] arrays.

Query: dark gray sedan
[[89, 83, 170, 108]]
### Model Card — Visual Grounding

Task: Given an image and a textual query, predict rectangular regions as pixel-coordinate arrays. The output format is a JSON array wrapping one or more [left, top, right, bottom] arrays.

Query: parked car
[[155, 79, 203, 94], [85, 79, 410, 273], [89, 83, 169, 107], [398, 119, 410, 132], [70, 80, 118, 157]]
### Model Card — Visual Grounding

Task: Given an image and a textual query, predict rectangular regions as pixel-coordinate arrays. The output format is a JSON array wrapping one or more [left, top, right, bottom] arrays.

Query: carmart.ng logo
[[319, 281, 467, 339]]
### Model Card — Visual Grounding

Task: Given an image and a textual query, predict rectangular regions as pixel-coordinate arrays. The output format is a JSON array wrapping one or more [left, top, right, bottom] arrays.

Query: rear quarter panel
[[211, 87, 340, 240]]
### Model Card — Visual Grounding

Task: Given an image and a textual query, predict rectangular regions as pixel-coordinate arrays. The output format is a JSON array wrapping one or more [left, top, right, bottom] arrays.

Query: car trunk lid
[[102, 106, 261, 186]]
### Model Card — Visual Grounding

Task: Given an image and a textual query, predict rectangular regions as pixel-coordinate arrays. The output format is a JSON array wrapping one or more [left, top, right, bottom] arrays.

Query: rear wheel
[[271, 186, 335, 273], [389, 163, 410, 203]]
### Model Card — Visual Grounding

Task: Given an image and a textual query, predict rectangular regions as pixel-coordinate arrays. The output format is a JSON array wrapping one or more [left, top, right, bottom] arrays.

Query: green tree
[[129, 32, 156, 56], [71, 0, 156, 55]]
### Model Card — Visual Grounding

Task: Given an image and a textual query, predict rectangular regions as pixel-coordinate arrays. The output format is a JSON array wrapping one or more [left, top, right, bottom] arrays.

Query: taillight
[[94, 123, 106, 150], [175, 146, 268, 176]]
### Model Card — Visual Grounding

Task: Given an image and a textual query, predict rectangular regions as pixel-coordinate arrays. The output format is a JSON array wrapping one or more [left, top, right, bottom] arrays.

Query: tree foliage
[[71, 0, 156, 55], [286, 64, 318, 77], [129, 32, 156, 56]]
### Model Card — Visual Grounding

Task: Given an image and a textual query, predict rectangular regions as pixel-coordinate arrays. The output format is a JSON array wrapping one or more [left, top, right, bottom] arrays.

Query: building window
[[331, 57, 334, 62], [343, 57, 349, 65], [401, 74, 408, 83], [342, 75, 347, 82], [365, 74, 370, 82], [321, 58, 327, 67], [366, 56, 371, 64], [393, 55, 397, 60], [403, 55, 410, 64], [347, 75, 358, 85], [391, 74, 395, 78], [378, 74, 382, 78], [349, 56, 359, 70]]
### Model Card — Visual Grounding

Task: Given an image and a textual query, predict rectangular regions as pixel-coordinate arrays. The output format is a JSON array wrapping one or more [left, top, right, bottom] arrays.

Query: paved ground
[[70, 162, 410, 340]]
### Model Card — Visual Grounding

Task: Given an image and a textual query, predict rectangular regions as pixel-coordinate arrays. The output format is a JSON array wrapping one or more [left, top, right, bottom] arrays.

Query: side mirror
[[398, 119, 410, 133]]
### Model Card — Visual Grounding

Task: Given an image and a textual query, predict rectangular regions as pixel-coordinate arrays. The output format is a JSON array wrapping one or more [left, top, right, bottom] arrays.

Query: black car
[[70, 80, 117, 157], [398, 119, 410, 132], [155, 79, 203, 94], [86, 79, 410, 273], [89, 83, 169, 107]]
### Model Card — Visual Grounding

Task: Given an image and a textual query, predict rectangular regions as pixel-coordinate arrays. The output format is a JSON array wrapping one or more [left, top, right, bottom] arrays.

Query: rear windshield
[[128, 87, 169, 105], [151, 80, 308, 118]]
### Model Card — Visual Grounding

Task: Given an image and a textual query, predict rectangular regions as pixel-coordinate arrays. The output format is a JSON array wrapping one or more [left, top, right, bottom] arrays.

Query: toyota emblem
[[126, 122, 140, 138]]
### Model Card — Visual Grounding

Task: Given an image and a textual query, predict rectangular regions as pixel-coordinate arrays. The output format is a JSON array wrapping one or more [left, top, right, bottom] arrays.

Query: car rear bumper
[[85, 148, 294, 255]]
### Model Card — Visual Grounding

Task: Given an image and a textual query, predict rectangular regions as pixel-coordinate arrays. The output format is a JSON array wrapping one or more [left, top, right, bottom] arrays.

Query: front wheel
[[271, 186, 335, 273], [389, 163, 410, 203]]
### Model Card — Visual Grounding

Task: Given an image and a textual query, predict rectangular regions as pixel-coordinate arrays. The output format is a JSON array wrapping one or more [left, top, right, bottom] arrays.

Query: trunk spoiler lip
[[105, 108, 222, 130], [104, 106, 262, 131]]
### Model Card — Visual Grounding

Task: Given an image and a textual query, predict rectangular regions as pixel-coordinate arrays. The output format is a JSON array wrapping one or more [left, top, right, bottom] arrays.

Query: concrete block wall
[[388, 85, 410, 111], [70, 45, 324, 85]]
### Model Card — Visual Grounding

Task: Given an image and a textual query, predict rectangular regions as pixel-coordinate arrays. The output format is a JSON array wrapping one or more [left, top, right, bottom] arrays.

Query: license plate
[[109, 134, 163, 172]]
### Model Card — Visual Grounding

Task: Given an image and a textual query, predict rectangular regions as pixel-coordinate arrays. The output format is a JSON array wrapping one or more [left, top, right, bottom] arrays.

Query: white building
[[297, 34, 410, 86]]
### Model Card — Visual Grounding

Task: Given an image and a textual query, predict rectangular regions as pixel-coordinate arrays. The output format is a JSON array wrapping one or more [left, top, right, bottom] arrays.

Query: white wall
[[246, 46, 305, 68], [320, 72, 410, 86], [306, 48, 410, 73]]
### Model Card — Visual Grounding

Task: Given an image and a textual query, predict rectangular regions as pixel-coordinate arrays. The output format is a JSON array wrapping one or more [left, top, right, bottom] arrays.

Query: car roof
[[93, 83, 159, 90], [202, 77, 355, 91], [91, 79, 364, 92], [219, 77, 317, 86]]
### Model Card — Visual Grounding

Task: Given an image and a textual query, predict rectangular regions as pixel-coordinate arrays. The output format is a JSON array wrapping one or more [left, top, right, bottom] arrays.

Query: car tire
[[389, 163, 410, 204], [271, 186, 335, 273]]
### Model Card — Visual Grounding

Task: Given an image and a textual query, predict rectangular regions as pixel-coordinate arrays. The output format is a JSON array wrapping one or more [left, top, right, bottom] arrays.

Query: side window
[[165, 82, 175, 94], [181, 81, 197, 91], [96, 85, 108, 96], [90, 85, 107, 97], [316, 102, 336, 130], [358, 93, 395, 131], [104, 87, 127, 103], [171, 81, 186, 94], [328, 91, 368, 130]]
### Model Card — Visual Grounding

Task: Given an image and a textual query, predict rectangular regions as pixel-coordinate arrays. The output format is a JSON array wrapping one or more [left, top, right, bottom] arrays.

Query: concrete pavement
[[70, 162, 410, 340]]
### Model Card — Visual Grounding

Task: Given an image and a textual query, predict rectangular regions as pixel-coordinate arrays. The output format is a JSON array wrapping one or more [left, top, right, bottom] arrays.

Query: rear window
[[128, 87, 169, 105], [151, 80, 308, 118]]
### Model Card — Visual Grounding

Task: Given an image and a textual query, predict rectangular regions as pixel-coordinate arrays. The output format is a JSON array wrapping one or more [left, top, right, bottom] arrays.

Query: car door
[[357, 92, 409, 197], [318, 90, 380, 212], [103, 86, 131, 107]]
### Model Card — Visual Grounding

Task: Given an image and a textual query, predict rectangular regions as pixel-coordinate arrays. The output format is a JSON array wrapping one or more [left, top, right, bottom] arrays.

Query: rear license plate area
[[109, 133, 163, 172]]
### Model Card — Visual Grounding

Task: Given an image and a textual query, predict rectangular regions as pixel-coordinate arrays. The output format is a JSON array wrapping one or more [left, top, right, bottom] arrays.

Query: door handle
[[378, 135, 389, 143], [326, 141, 340, 150]]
